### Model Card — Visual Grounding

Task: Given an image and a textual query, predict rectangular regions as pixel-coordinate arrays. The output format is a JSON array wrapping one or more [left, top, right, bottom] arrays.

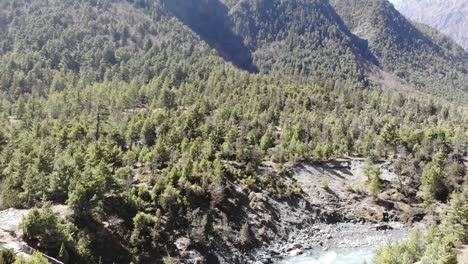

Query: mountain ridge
[[396, 0, 468, 51], [330, 0, 468, 103]]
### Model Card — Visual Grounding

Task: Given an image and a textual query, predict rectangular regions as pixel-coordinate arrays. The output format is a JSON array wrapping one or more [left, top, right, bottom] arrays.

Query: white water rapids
[[284, 249, 374, 264]]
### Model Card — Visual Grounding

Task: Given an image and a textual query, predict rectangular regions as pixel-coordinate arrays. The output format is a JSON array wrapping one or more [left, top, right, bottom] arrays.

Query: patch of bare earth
[[457, 245, 468, 264]]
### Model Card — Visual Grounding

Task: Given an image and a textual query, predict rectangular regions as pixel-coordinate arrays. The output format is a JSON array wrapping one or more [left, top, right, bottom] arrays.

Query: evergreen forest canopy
[[0, 0, 466, 263]]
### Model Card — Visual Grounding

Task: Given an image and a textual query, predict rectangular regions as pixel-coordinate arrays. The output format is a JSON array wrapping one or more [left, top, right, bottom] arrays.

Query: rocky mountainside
[[396, 0, 468, 51], [331, 0, 468, 103]]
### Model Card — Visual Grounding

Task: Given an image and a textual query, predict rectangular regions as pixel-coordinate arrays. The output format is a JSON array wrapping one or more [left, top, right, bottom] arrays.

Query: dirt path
[[0, 208, 29, 241], [457, 245, 468, 264]]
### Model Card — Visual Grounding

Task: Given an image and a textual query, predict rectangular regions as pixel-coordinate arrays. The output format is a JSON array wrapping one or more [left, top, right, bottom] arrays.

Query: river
[[284, 249, 374, 264]]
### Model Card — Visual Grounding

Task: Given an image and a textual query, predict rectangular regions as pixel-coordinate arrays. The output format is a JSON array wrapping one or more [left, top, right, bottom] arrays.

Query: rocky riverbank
[[0, 159, 429, 264], [242, 158, 429, 263], [252, 222, 414, 263], [191, 158, 430, 264]]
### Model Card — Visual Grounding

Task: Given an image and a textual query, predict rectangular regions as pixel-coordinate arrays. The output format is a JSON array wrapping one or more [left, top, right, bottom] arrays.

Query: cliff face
[[396, 0, 468, 50]]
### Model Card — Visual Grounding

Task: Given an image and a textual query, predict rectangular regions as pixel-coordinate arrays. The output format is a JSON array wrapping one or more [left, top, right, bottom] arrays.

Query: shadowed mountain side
[[396, 0, 468, 51], [330, 0, 468, 103], [161, 0, 258, 73]]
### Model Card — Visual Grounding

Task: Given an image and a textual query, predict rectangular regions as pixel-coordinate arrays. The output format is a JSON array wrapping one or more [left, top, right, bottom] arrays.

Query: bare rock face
[[291, 159, 429, 224], [353, 199, 386, 223], [378, 189, 405, 202], [0, 208, 29, 234], [394, 202, 425, 223], [396, 0, 468, 50]]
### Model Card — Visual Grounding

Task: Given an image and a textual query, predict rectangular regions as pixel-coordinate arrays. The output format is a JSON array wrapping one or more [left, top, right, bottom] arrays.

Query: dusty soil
[[457, 245, 468, 264], [293, 159, 399, 204], [0, 208, 29, 243]]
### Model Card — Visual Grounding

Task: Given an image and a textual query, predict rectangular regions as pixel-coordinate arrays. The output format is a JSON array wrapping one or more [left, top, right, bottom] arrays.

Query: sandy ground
[[457, 245, 468, 264], [0, 208, 29, 243]]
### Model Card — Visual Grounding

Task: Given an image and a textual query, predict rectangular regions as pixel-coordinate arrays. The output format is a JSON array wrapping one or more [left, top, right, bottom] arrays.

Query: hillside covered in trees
[[0, 0, 466, 263], [0, 0, 467, 102]]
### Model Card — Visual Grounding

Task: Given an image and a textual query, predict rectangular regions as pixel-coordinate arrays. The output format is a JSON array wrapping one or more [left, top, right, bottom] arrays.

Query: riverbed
[[253, 222, 413, 263], [283, 249, 374, 264]]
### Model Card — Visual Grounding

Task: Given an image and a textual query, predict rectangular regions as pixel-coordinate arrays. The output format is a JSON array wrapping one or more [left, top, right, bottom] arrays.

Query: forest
[[0, 0, 466, 263]]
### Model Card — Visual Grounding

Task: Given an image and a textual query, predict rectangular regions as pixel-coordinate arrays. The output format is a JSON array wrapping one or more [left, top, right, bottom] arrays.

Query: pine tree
[[58, 243, 70, 264], [422, 163, 448, 206]]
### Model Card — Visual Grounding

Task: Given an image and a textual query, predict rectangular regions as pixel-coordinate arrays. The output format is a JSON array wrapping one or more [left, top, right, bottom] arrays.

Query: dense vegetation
[[0, 0, 466, 263], [0, 54, 466, 263], [374, 187, 467, 264], [0, 249, 50, 264], [221, 0, 366, 82]]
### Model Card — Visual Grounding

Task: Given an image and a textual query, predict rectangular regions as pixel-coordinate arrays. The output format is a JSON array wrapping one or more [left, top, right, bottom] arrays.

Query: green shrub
[[344, 183, 355, 193], [22, 207, 66, 250], [0, 249, 15, 264], [58, 243, 70, 264], [373, 229, 424, 264], [420, 237, 456, 264], [369, 174, 382, 199], [13, 252, 49, 264], [321, 179, 329, 190]]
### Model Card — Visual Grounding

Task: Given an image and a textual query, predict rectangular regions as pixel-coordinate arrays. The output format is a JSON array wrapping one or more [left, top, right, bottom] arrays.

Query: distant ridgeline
[[396, 0, 468, 51], [331, 0, 468, 103]]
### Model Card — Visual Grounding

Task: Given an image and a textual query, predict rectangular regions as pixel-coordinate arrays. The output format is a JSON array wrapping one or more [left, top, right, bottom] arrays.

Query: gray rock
[[289, 248, 303, 257], [268, 249, 280, 255], [174, 237, 191, 251]]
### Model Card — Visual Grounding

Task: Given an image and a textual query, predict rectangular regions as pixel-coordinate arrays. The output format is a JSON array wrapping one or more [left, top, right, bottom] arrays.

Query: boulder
[[394, 202, 425, 223], [353, 202, 386, 222], [289, 248, 303, 257], [378, 190, 405, 202], [374, 224, 393, 231], [175, 237, 191, 252]]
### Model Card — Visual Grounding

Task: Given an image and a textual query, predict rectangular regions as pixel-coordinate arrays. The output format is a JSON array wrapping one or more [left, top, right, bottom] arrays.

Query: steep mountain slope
[[0, 0, 225, 101], [1, 0, 467, 103], [331, 0, 468, 103], [220, 0, 367, 81], [396, 0, 468, 51], [0, 0, 371, 98]]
